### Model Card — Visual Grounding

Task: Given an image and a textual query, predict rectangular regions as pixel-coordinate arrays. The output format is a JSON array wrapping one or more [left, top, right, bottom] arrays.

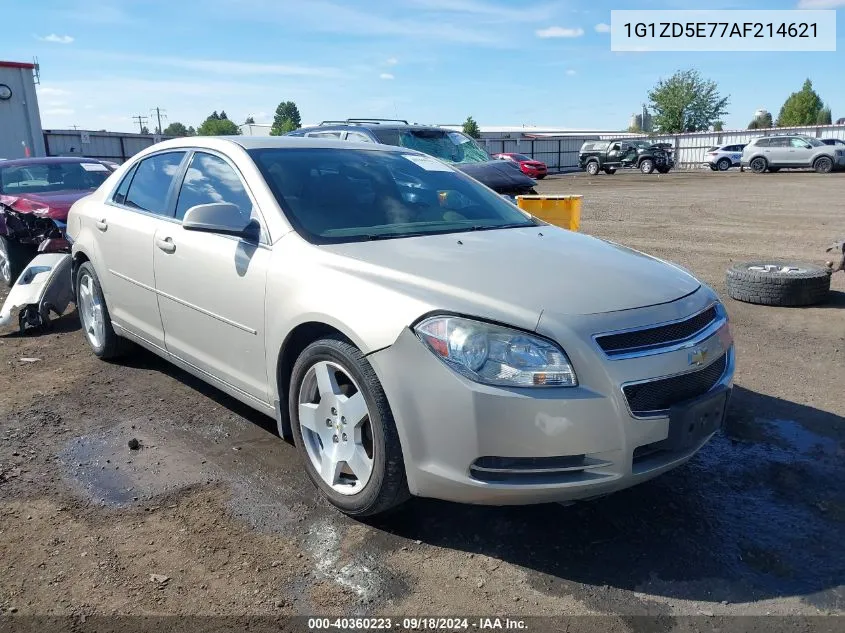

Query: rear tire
[[289, 335, 410, 516], [0, 237, 35, 288], [604, 167, 617, 175], [585, 161, 600, 176], [717, 158, 731, 171], [768, 167, 781, 173], [639, 159, 655, 174], [726, 261, 831, 307], [657, 167, 670, 174], [749, 157, 768, 173], [814, 156, 834, 174]]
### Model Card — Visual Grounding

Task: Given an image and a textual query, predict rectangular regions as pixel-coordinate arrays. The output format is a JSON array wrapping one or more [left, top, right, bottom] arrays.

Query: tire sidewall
[[640, 159, 654, 174], [288, 340, 389, 515], [717, 158, 731, 171], [586, 161, 599, 175]]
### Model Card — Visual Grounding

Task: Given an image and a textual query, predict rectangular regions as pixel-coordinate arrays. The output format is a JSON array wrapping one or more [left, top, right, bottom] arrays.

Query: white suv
[[741, 135, 845, 174]]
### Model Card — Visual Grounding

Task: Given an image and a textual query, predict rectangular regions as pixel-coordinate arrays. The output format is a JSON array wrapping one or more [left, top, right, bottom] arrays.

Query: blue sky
[[4, 0, 844, 132]]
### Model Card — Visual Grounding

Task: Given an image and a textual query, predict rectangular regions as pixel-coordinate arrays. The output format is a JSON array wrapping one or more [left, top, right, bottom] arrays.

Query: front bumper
[[367, 290, 734, 505]]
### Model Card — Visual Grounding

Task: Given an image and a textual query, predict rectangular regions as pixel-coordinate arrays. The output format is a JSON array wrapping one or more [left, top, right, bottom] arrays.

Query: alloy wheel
[[298, 360, 374, 495], [77, 271, 106, 349]]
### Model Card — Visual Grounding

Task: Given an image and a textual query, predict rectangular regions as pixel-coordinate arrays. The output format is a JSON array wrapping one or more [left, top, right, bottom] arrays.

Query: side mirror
[[182, 203, 257, 239]]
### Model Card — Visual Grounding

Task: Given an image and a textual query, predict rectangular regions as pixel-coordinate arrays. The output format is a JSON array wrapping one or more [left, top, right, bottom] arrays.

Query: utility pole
[[132, 114, 149, 134], [70, 124, 79, 130], [151, 107, 167, 134]]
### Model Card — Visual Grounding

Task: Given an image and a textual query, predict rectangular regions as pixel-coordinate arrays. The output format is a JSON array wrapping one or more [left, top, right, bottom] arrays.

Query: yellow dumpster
[[515, 195, 582, 232]]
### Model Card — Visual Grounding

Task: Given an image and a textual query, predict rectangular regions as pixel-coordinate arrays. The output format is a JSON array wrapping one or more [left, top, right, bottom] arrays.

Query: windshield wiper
[[365, 232, 428, 241], [467, 223, 534, 232]]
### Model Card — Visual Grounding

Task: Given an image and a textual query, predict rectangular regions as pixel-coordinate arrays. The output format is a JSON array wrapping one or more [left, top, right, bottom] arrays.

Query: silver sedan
[[67, 137, 735, 516]]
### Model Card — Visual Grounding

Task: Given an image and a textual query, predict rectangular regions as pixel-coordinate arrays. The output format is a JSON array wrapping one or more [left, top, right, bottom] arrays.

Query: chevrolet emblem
[[689, 347, 708, 367]]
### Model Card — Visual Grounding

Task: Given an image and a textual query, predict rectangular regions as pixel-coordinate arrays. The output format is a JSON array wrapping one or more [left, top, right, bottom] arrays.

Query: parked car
[[579, 139, 673, 175], [492, 153, 548, 179], [287, 119, 538, 196], [741, 135, 845, 174], [68, 136, 735, 516], [704, 144, 746, 171], [821, 138, 845, 147], [0, 157, 115, 286]]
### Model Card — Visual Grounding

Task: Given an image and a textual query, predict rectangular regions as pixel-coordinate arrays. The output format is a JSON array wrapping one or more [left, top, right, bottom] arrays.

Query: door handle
[[156, 237, 176, 254], [95, 219, 108, 232]]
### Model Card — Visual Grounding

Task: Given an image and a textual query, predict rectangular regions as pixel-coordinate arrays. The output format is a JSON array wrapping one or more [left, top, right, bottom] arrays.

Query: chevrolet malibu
[[67, 137, 735, 516]]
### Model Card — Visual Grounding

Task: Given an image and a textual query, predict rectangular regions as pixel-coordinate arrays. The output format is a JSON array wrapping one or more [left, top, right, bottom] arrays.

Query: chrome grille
[[597, 306, 719, 356], [623, 353, 727, 416]]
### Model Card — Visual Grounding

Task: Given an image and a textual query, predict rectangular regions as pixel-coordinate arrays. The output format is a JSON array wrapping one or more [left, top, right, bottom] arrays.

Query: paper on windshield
[[401, 154, 454, 172], [80, 162, 109, 172]]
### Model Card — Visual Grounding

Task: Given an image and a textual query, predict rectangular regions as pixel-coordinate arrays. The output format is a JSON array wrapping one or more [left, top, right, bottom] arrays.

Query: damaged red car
[[492, 153, 548, 179], [0, 157, 115, 286]]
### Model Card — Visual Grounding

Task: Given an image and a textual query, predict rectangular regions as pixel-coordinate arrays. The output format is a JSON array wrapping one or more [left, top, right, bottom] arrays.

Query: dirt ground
[[1, 169, 844, 626]]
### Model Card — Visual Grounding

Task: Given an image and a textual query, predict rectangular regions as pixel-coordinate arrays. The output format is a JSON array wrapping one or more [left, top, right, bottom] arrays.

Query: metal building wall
[[482, 136, 598, 171], [42, 130, 170, 163], [0, 62, 45, 158]]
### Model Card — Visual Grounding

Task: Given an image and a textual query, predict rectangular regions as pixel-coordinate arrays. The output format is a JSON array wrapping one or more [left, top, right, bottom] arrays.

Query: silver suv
[[742, 135, 845, 174]]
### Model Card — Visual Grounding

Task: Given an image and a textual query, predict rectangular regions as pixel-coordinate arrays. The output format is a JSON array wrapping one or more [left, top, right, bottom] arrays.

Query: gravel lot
[[1, 169, 843, 624]]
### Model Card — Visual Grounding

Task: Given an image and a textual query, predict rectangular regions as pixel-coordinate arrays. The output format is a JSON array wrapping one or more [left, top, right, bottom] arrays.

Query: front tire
[[749, 157, 768, 173], [604, 167, 617, 175], [640, 159, 655, 174], [75, 262, 131, 359], [289, 336, 410, 516], [585, 161, 600, 176], [814, 156, 834, 174], [717, 158, 731, 171], [0, 237, 34, 288]]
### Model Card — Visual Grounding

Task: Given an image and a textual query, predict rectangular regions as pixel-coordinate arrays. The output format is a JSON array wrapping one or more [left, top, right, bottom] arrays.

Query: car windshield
[[371, 129, 490, 164], [250, 148, 536, 244], [0, 161, 111, 195]]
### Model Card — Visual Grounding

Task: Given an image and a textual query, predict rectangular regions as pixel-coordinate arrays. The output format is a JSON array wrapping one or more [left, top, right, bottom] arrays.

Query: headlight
[[414, 315, 577, 388]]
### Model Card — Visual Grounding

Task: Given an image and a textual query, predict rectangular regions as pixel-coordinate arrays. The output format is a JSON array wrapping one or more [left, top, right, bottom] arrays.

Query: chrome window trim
[[619, 347, 734, 420], [593, 301, 724, 360]]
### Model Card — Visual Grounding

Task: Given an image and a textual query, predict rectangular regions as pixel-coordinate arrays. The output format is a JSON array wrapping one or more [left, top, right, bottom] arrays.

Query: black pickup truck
[[579, 139, 674, 175]]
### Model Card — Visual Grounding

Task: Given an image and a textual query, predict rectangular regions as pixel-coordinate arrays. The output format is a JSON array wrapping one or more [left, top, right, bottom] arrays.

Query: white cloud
[[536, 26, 585, 38], [595, 23, 611, 33], [565, 69, 577, 76], [379, 73, 395, 80], [37, 33, 74, 44], [37, 86, 69, 96], [386, 57, 399, 65], [796, 0, 845, 6]]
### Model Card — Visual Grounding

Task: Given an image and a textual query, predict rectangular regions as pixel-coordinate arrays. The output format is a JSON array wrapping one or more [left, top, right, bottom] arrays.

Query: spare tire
[[726, 261, 831, 307]]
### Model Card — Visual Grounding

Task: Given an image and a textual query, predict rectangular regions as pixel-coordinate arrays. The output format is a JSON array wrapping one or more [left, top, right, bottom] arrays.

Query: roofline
[[0, 60, 36, 69]]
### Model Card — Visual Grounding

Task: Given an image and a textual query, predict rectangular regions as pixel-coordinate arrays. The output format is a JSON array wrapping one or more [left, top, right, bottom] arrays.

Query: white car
[[704, 144, 746, 171]]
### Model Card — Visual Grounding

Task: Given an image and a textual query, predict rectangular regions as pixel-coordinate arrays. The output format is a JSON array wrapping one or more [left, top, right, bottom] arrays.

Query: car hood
[[321, 226, 700, 329], [454, 160, 536, 194], [0, 190, 93, 220]]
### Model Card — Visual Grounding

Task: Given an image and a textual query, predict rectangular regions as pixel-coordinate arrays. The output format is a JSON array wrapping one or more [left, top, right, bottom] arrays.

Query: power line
[[131, 114, 149, 134], [151, 107, 167, 134]]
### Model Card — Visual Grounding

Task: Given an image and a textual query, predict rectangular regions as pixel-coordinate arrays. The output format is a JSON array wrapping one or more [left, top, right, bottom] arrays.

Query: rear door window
[[124, 152, 186, 216], [112, 163, 139, 204]]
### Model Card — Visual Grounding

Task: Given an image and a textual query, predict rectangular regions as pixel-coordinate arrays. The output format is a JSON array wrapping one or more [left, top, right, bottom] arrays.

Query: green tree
[[187, 126, 196, 136], [747, 119, 760, 130], [163, 122, 189, 137], [817, 106, 832, 125], [197, 112, 241, 136], [647, 69, 729, 133], [244, 115, 255, 124], [140, 125, 150, 135], [462, 115, 481, 139], [220, 110, 228, 120], [776, 79, 824, 127], [749, 111, 774, 128], [270, 101, 302, 136], [713, 120, 724, 131]]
